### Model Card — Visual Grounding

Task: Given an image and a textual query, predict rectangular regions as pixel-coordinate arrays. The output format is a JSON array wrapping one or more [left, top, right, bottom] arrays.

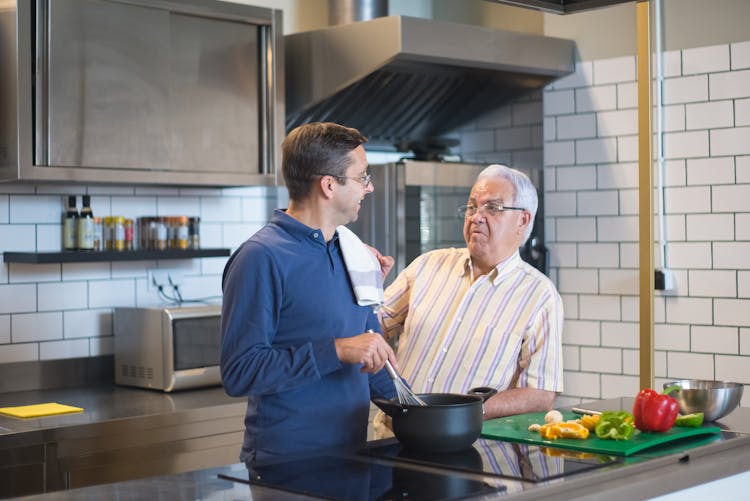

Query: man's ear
[[518, 210, 532, 235], [319, 175, 337, 200]]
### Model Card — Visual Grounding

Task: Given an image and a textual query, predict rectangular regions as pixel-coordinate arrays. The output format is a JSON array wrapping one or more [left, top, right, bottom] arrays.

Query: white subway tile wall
[[0, 315, 9, 344], [0, 195, 8, 223], [601, 322, 638, 349], [593, 57, 635, 86], [542, 41, 750, 406], [0, 185, 280, 362]]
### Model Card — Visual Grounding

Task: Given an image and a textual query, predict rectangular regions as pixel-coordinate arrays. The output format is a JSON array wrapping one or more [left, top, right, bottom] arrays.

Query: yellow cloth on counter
[[0, 402, 84, 418]]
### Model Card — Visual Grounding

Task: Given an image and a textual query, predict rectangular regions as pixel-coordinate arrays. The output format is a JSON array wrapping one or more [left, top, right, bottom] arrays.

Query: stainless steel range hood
[[285, 15, 575, 148]]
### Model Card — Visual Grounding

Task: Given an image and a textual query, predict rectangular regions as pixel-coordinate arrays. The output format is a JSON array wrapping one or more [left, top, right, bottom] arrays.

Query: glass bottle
[[188, 217, 200, 249], [93, 216, 102, 251], [124, 218, 134, 250], [62, 195, 78, 250], [103, 216, 114, 250], [154, 217, 168, 250], [176, 215, 189, 249], [113, 216, 126, 251], [77, 195, 95, 250]]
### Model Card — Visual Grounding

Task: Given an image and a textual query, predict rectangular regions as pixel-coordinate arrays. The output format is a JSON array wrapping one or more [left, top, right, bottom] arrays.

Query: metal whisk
[[384, 360, 427, 406]]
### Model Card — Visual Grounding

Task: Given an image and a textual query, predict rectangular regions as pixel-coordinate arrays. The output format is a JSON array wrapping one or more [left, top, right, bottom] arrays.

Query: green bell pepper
[[674, 412, 704, 427], [594, 410, 636, 440]]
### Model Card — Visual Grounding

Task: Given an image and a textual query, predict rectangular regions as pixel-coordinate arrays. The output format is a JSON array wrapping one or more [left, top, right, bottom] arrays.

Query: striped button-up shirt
[[380, 248, 563, 395]]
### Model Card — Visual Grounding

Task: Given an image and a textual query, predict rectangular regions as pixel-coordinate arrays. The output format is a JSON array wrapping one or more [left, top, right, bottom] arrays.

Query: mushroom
[[544, 410, 564, 424]]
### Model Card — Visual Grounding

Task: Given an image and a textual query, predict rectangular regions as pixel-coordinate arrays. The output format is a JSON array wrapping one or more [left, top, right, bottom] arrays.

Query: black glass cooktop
[[358, 438, 623, 483], [218, 453, 505, 501]]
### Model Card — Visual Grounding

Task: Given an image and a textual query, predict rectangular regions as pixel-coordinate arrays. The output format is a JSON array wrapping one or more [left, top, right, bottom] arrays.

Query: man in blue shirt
[[221, 122, 397, 464]]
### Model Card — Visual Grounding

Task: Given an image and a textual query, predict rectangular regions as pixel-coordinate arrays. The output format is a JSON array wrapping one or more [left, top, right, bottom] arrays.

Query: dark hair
[[281, 122, 368, 201]]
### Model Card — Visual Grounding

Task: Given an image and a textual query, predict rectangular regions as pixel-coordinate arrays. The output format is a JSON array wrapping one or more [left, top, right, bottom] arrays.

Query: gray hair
[[476, 164, 538, 244]]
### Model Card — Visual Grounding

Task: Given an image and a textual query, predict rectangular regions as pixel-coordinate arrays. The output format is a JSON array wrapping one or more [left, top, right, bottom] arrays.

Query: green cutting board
[[481, 411, 721, 456]]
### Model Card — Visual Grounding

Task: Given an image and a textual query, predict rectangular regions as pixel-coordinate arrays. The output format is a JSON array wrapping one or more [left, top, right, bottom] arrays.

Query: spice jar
[[124, 219, 134, 250], [138, 217, 151, 249], [93, 217, 102, 251], [188, 217, 200, 249], [113, 216, 126, 251], [154, 217, 168, 250], [103, 216, 114, 250], [176, 215, 189, 249]]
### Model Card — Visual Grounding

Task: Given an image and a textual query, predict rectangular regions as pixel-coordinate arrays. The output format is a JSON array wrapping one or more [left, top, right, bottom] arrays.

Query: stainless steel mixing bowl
[[663, 380, 744, 421]]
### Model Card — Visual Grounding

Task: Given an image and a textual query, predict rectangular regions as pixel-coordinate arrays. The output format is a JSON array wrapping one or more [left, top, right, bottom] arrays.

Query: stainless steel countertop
[[8, 397, 749, 500], [0, 384, 245, 444]]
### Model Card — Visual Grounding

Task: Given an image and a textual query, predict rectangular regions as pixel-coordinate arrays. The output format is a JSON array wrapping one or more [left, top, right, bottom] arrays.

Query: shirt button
[[442, 348, 448, 353], [428, 378, 434, 383], [313, 232, 319, 238]]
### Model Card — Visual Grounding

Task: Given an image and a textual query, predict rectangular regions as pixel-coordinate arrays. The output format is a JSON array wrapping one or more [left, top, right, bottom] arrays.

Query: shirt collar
[[271, 208, 330, 245], [462, 250, 522, 285]]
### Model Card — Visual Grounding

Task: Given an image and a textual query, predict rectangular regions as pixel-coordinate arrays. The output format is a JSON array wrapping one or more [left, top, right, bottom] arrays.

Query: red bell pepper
[[632, 386, 680, 432]]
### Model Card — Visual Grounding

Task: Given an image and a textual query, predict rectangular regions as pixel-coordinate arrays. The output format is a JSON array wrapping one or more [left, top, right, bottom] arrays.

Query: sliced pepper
[[674, 412, 704, 427], [579, 414, 600, 431], [540, 447, 599, 459], [539, 421, 590, 440], [633, 386, 680, 432], [594, 411, 635, 440]]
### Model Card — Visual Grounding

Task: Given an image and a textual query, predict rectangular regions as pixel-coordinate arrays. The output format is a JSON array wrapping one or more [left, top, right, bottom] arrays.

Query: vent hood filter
[[285, 16, 575, 148]]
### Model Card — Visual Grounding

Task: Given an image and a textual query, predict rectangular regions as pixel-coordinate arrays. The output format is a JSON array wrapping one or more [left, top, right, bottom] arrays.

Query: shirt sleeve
[[220, 241, 341, 397], [378, 256, 420, 341], [517, 284, 564, 393]]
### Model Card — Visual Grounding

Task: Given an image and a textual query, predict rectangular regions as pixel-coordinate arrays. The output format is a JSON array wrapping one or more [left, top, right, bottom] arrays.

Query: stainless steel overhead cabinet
[[0, 0, 284, 186]]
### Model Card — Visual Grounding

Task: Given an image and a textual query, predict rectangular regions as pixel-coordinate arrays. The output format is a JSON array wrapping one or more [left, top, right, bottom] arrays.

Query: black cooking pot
[[373, 387, 497, 453]]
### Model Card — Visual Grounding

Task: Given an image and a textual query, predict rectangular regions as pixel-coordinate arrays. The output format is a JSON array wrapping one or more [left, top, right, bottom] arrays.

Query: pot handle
[[468, 386, 497, 402], [373, 398, 408, 417]]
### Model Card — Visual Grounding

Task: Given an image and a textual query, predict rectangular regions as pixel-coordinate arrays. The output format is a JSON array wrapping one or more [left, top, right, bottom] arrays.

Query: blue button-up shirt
[[221, 209, 394, 463]]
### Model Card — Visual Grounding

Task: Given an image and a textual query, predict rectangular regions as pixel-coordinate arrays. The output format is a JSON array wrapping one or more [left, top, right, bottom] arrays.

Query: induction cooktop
[[218, 453, 506, 501], [358, 438, 623, 483]]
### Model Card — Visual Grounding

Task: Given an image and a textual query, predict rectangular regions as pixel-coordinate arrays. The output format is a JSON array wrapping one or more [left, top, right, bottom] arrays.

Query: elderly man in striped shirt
[[379, 163, 563, 420]]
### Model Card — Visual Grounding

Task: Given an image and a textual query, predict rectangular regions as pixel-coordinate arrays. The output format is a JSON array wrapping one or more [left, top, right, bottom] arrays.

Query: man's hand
[[334, 331, 397, 373], [364, 244, 395, 281]]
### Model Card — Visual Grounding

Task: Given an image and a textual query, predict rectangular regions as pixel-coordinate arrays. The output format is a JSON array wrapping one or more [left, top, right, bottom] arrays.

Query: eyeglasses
[[457, 202, 525, 218], [316, 172, 372, 188]]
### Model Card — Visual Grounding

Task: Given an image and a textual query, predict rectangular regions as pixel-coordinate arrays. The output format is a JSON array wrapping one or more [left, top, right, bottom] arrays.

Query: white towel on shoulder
[[337, 225, 384, 306]]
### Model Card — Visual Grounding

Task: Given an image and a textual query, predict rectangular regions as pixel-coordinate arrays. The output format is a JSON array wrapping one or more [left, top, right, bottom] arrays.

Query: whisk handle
[[384, 360, 400, 381]]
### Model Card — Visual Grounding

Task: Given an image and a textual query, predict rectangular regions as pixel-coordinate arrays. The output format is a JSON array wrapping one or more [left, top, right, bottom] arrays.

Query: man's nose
[[470, 209, 486, 222]]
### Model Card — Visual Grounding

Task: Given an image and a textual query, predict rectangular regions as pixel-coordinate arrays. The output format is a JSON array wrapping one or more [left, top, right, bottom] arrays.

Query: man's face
[[333, 145, 373, 225], [463, 177, 529, 267]]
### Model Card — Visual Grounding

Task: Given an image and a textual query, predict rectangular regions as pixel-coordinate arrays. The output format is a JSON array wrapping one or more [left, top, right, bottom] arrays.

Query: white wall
[[541, 41, 750, 406]]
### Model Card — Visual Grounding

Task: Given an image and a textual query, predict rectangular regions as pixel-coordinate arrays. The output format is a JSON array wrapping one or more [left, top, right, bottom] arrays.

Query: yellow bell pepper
[[579, 414, 600, 431], [539, 421, 590, 440]]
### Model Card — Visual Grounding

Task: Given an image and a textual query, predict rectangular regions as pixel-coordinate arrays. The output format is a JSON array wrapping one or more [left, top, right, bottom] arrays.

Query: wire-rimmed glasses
[[457, 202, 525, 218], [316, 172, 372, 188]]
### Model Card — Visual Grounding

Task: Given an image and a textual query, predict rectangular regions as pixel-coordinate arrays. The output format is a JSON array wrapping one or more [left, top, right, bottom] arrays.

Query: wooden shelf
[[2, 248, 231, 264]]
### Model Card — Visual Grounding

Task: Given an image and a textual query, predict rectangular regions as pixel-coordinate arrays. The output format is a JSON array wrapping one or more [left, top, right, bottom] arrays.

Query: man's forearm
[[482, 387, 557, 420]]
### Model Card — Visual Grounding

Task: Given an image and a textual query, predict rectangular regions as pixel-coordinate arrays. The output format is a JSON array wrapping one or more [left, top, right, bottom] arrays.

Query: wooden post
[[637, 0, 654, 390]]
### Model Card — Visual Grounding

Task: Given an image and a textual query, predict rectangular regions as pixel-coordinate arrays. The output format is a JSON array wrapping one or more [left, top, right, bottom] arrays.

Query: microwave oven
[[114, 305, 222, 392]]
